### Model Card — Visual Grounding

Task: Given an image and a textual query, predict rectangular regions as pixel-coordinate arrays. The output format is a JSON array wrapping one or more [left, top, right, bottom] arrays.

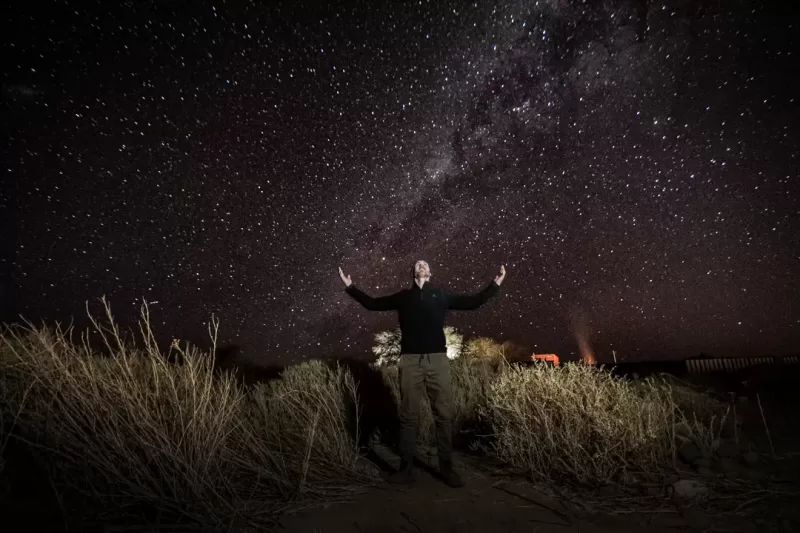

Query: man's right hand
[[338, 266, 352, 287]]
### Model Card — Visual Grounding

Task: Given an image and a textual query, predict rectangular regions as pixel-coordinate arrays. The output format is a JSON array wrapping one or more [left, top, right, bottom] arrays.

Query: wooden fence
[[686, 355, 800, 374]]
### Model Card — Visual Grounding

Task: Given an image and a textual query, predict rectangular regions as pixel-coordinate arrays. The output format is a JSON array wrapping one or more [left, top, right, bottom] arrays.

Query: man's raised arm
[[344, 284, 402, 311], [445, 265, 506, 310], [339, 266, 401, 311], [445, 280, 500, 310]]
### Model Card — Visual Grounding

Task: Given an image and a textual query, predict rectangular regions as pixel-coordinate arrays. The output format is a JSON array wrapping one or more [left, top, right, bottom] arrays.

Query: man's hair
[[411, 260, 432, 279]]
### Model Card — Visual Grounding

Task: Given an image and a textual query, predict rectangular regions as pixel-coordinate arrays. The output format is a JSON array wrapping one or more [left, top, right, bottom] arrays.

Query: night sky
[[2, 1, 798, 365]]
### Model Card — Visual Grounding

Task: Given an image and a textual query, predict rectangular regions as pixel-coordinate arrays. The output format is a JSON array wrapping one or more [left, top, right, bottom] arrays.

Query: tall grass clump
[[665, 374, 732, 456], [482, 362, 727, 485], [235, 360, 375, 500], [0, 298, 373, 530]]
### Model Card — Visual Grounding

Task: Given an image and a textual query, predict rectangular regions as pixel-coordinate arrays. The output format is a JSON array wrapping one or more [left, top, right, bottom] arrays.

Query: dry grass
[[239, 360, 376, 500], [0, 298, 374, 530], [380, 357, 727, 486], [482, 363, 691, 484], [667, 375, 732, 456], [0, 297, 734, 529]]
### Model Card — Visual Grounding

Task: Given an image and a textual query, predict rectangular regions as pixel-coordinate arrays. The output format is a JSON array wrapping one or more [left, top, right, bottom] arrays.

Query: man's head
[[412, 260, 432, 280]]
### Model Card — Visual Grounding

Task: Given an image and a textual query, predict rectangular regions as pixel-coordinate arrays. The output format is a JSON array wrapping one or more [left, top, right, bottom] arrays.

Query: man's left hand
[[494, 265, 506, 286]]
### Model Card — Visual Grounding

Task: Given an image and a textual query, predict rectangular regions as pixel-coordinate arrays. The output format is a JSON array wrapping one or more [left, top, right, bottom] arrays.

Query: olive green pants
[[397, 352, 453, 465]]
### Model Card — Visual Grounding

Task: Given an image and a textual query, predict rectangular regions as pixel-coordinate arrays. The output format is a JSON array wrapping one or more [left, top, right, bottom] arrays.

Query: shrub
[[238, 360, 375, 499], [462, 336, 530, 364], [372, 326, 464, 366], [481, 362, 728, 485], [0, 298, 373, 530]]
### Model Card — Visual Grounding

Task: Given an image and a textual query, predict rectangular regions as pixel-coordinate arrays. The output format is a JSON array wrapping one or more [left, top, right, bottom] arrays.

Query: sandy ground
[[277, 450, 700, 533], [1, 440, 794, 532]]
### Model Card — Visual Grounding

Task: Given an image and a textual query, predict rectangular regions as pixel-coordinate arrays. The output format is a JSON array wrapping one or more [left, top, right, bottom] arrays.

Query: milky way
[[2, 1, 798, 364]]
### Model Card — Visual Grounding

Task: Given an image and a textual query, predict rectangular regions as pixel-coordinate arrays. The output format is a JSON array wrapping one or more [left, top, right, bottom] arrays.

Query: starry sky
[[2, 0, 798, 365]]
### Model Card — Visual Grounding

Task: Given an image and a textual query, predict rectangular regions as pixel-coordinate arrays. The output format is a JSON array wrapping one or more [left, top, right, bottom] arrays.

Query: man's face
[[414, 261, 430, 279]]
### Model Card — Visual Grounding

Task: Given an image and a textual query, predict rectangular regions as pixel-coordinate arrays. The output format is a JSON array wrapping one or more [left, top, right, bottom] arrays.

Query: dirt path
[[277, 452, 692, 533]]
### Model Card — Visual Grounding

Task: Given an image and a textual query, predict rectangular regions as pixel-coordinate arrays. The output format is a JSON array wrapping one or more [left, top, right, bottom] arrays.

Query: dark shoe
[[439, 461, 465, 488], [385, 460, 415, 485]]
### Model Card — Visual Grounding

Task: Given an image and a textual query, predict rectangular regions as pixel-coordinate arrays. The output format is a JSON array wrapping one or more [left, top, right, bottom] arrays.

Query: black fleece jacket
[[344, 278, 501, 354]]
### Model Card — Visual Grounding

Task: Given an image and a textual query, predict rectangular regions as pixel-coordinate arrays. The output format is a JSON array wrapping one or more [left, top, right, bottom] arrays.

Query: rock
[[717, 440, 739, 458], [679, 441, 703, 464], [672, 479, 709, 500], [742, 450, 759, 466]]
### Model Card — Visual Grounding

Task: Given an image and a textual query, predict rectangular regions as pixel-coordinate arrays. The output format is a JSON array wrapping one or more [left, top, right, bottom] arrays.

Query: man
[[338, 260, 506, 487]]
